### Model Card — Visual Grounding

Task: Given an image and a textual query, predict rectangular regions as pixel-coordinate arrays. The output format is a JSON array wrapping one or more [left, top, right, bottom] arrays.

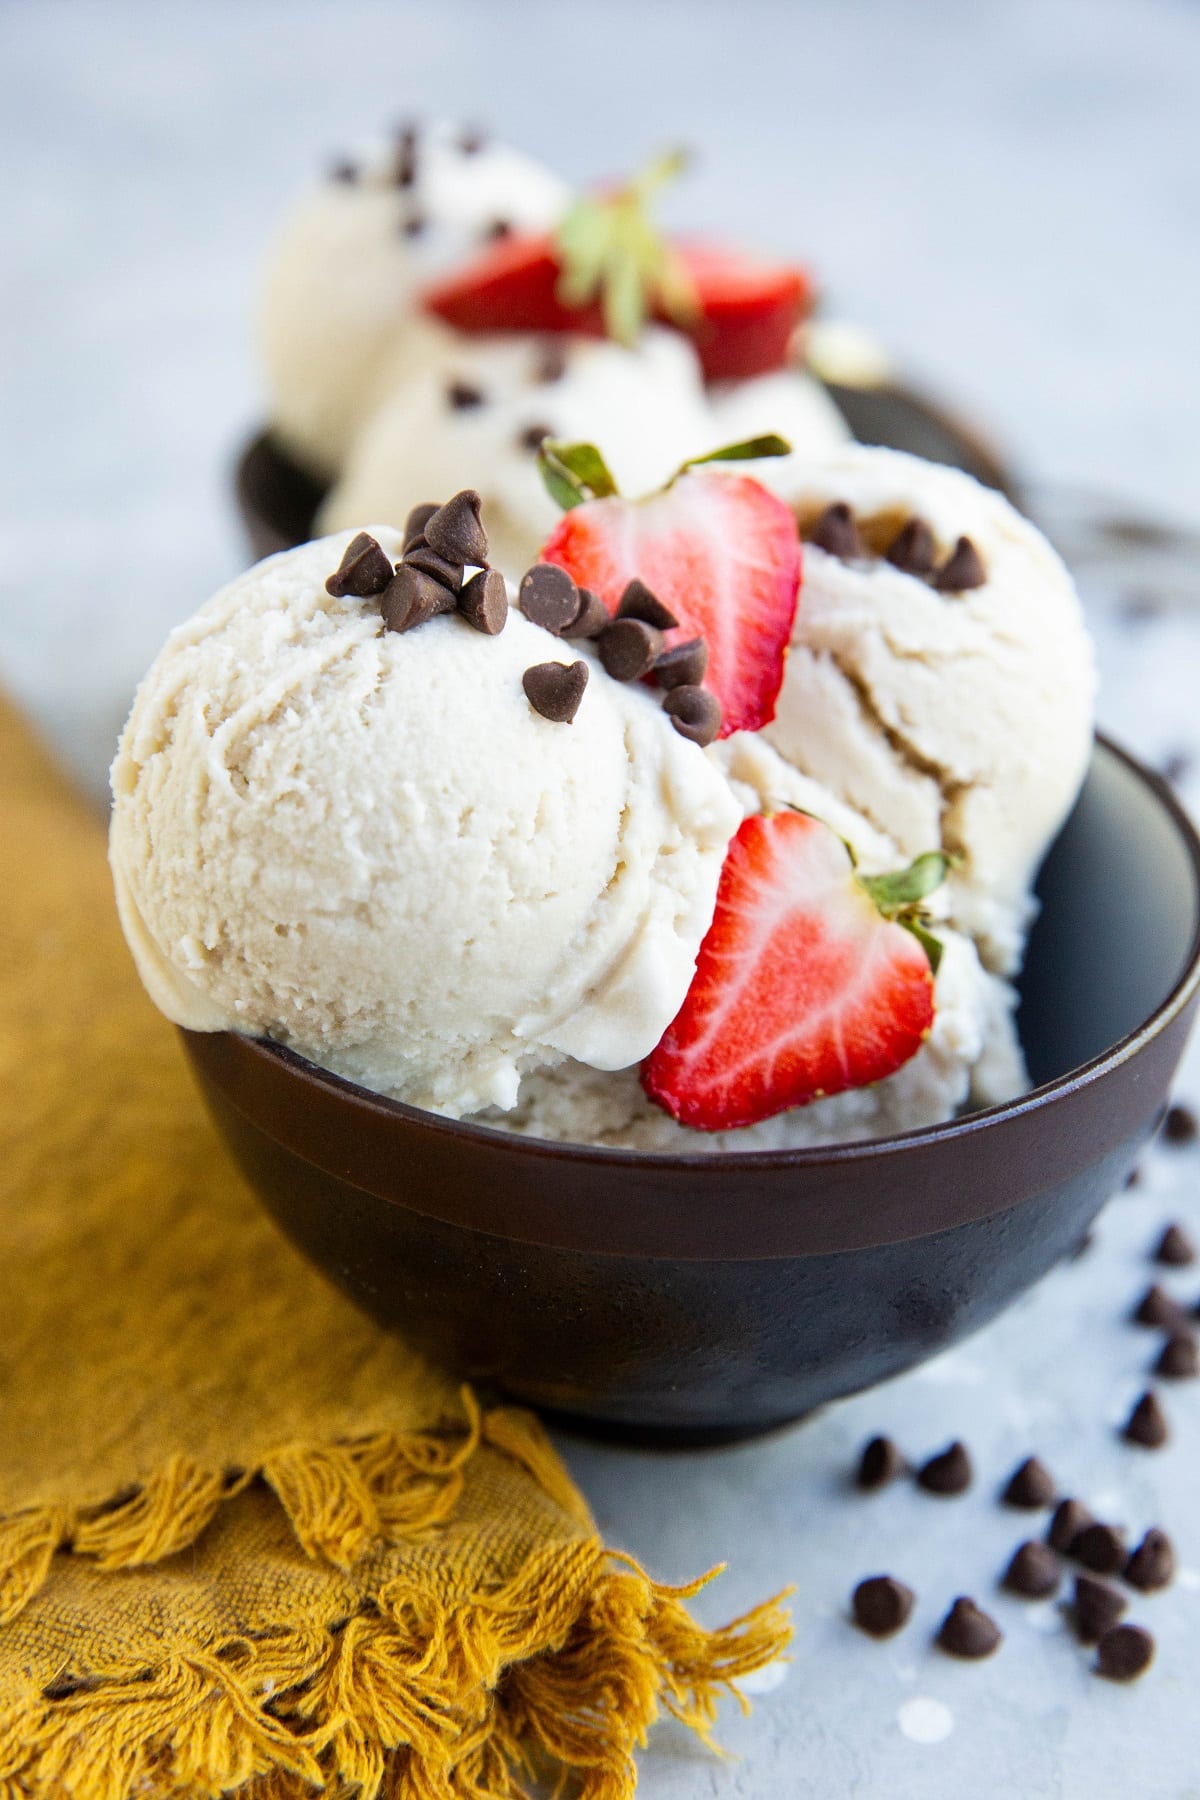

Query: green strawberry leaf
[[901, 917, 945, 976], [680, 434, 793, 472], [537, 440, 619, 510], [550, 151, 698, 347], [859, 851, 952, 915]]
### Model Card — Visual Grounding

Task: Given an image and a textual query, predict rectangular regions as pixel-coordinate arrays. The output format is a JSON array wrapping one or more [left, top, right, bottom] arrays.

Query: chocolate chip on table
[[1162, 1103, 1198, 1145], [916, 1440, 972, 1496], [936, 1597, 1002, 1659], [852, 1575, 915, 1637], [807, 501, 864, 560], [1096, 1623, 1155, 1682], [534, 339, 568, 383], [519, 564, 581, 635], [518, 422, 554, 453], [1071, 1522, 1127, 1575], [616, 578, 679, 630], [598, 618, 663, 682], [424, 490, 489, 567], [885, 516, 937, 577], [325, 532, 395, 599], [1048, 1497, 1094, 1552], [403, 544, 463, 594], [1133, 1283, 1187, 1329], [856, 1434, 905, 1491], [1124, 1528, 1176, 1592], [447, 379, 485, 410], [1123, 1390, 1169, 1449], [403, 502, 439, 550], [1124, 1166, 1142, 1188], [458, 568, 508, 636], [1073, 1574, 1127, 1644], [653, 638, 709, 691], [1154, 1222, 1196, 1266], [401, 212, 427, 238], [381, 566, 455, 634], [563, 589, 609, 639], [523, 660, 588, 724], [1002, 1541, 1061, 1599], [662, 685, 722, 747], [1002, 1455, 1057, 1509], [934, 535, 987, 592], [1156, 1331, 1199, 1379]]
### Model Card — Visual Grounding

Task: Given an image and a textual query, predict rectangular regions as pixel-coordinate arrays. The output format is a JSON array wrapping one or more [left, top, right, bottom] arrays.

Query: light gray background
[[3, 3, 1200, 1795]]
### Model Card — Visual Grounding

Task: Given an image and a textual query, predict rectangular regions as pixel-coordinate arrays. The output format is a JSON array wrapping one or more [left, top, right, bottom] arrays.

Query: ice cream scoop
[[109, 527, 739, 1116]]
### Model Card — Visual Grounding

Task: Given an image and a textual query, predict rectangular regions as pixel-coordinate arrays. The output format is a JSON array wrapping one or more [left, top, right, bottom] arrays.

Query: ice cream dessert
[[111, 440, 1094, 1151]]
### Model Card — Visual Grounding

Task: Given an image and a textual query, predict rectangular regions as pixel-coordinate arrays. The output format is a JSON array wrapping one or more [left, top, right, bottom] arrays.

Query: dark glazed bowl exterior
[[181, 738, 1200, 1443]]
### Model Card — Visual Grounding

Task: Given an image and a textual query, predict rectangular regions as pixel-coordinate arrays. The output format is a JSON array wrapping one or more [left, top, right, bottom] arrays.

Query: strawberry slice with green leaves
[[642, 811, 947, 1131], [537, 437, 802, 737]]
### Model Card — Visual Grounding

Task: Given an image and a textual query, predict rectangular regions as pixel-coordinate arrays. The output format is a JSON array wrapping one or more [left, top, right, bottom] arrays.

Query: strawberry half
[[540, 466, 801, 736], [674, 240, 812, 382], [642, 812, 942, 1131], [421, 232, 599, 337]]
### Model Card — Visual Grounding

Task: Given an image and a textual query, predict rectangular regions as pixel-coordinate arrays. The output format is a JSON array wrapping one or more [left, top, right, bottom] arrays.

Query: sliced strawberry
[[642, 812, 938, 1131], [540, 468, 800, 736], [422, 232, 605, 337]]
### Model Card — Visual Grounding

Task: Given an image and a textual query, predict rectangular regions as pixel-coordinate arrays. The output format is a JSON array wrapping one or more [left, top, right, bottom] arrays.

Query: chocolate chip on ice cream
[[458, 569, 509, 636], [934, 535, 987, 592], [653, 639, 709, 690], [519, 564, 581, 635], [616, 579, 679, 631], [523, 660, 589, 724], [325, 532, 394, 599], [598, 619, 663, 683], [424, 490, 489, 567], [662, 685, 721, 747], [884, 516, 937, 576], [807, 501, 864, 560]]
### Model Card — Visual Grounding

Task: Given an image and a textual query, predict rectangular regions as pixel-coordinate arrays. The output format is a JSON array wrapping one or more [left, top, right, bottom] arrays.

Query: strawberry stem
[[537, 440, 620, 511], [678, 435, 793, 475], [552, 151, 699, 348]]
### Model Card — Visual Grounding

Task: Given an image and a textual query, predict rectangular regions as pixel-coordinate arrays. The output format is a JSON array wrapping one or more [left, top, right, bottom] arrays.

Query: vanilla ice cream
[[109, 529, 740, 1116]]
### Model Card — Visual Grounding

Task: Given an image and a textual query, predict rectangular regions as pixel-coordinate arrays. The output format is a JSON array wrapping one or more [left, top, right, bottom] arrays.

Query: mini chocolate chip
[[326, 532, 394, 599], [1002, 1456, 1057, 1510], [401, 212, 427, 238], [1156, 1331, 1199, 1379], [485, 217, 514, 242], [1069, 1229, 1095, 1259], [424, 490, 489, 566], [519, 564, 581, 635], [1154, 1222, 1196, 1266], [518, 422, 554, 453], [1096, 1623, 1154, 1681], [1071, 1522, 1127, 1575], [563, 589, 609, 639], [330, 160, 358, 184], [916, 1440, 972, 1496], [1125, 1166, 1142, 1188], [885, 517, 937, 577], [447, 379, 485, 410], [934, 535, 987, 592], [1163, 1103, 1198, 1144], [458, 568, 508, 636], [1162, 750, 1192, 785], [523, 660, 588, 724], [381, 566, 454, 633], [1124, 1528, 1175, 1592], [1002, 1540, 1061, 1599], [598, 618, 663, 682], [392, 128, 417, 188], [1124, 1390, 1169, 1449], [1074, 1574, 1127, 1644], [403, 544, 463, 594], [616, 578, 679, 631], [403, 502, 439, 549], [458, 126, 486, 154], [936, 1597, 1002, 1659], [653, 638, 709, 690], [852, 1575, 915, 1637], [856, 1435, 905, 1491], [535, 339, 568, 383], [807, 501, 864, 559], [662, 685, 722, 747], [1049, 1498, 1094, 1552], [1133, 1283, 1187, 1329]]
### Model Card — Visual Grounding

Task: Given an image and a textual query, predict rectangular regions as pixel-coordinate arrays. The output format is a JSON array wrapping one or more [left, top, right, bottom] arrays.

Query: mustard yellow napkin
[[0, 697, 789, 1799]]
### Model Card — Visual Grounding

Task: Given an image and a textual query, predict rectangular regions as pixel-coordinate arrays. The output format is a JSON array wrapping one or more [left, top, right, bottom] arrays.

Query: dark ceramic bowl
[[181, 735, 1200, 1445], [233, 380, 1018, 561]]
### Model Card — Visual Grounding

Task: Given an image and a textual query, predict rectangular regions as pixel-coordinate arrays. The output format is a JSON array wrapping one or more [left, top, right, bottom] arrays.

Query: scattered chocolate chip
[[1124, 1166, 1142, 1188], [485, 217, 514, 242], [653, 638, 709, 690], [403, 502, 439, 549], [458, 568, 508, 636], [1071, 1522, 1127, 1575], [519, 564, 581, 635], [1049, 1498, 1093, 1552], [885, 517, 937, 577], [807, 501, 863, 559], [447, 379, 485, 411], [330, 159, 358, 184], [518, 422, 554, 453], [1073, 1574, 1127, 1644], [563, 589, 609, 639], [1096, 1623, 1154, 1681], [1124, 1528, 1175, 1592], [1154, 1222, 1196, 1266], [401, 212, 427, 238], [424, 490, 488, 566], [1002, 1455, 1057, 1510], [1162, 750, 1192, 785], [522, 660, 588, 724], [381, 566, 455, 633], [1162, 1103, 1198, 1145], [936, 1597, 1001, 1659], [326, 532, 394, 599], [856, 1435, 905, 1491], [534, 339, 568, 383], [916, 1440, 972, 1496], [852, 1575, 915, 1637], [934, 535, 987, 592], [598, 618, 663, 682], [1156, 1331, 1199, 1379], [1123, 1390, 1169, 1449], [1069, 1229, 1095, 1259], [1121, 591, 1163, 625], [458, 126, 486, 154], [1003, 1540, 1061, 1599], [392, 127, 417, 188], [662, 685, 721, 747], [403, 544, 463, 594], [616, 578, 679, 631], [1133, 1283, 1187, 1329]]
